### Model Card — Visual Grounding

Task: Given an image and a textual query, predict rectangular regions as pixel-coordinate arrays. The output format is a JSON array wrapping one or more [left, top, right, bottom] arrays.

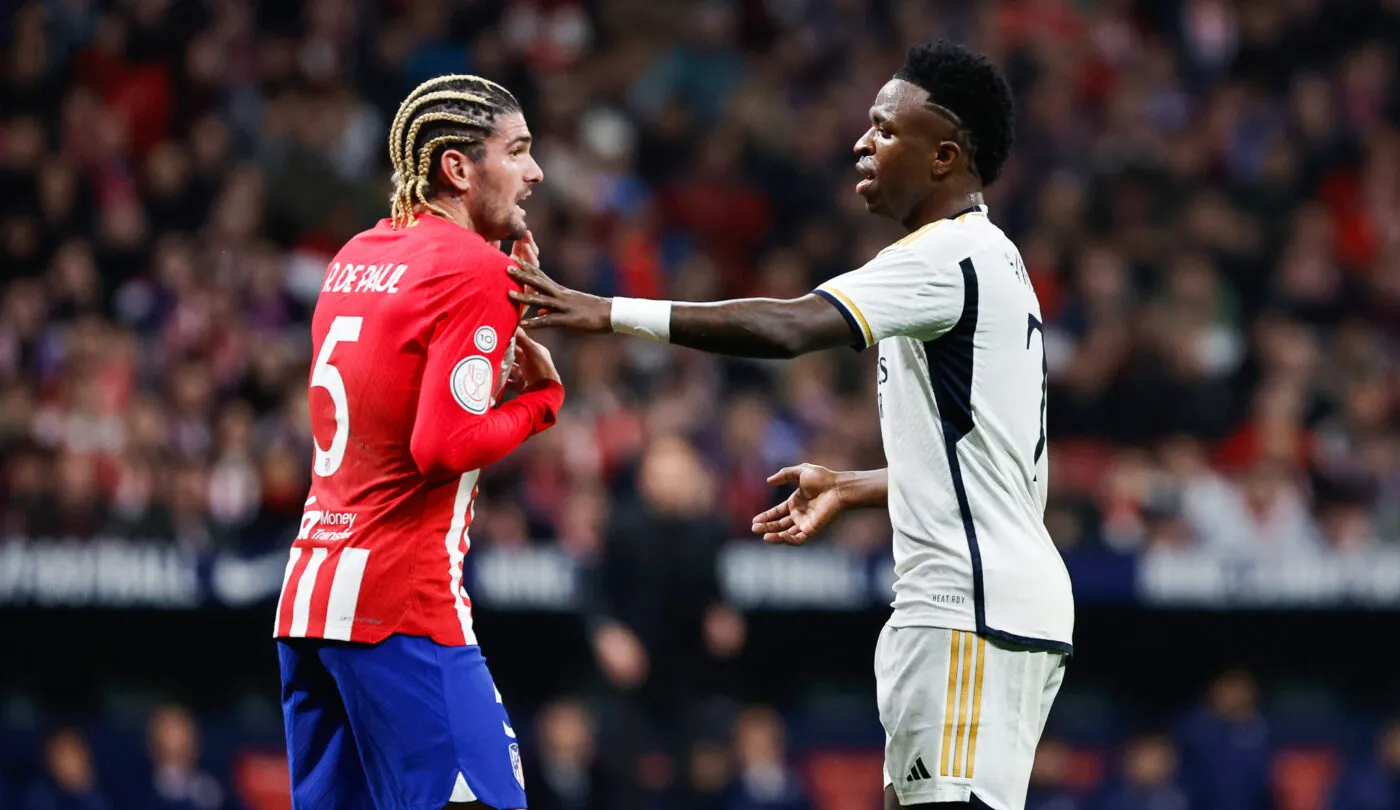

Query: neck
[[418, 197, 475, 232], [903, 186, 984, 232]]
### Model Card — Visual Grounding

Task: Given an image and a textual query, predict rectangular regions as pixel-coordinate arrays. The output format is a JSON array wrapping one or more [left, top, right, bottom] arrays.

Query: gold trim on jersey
[[821, 286, 874, 346], [896, 220, 943, 246], [941, 631, 987, 779], [896, 208, 987, 248]]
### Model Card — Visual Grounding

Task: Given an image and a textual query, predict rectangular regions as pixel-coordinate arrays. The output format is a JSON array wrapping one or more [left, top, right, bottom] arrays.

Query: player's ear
[[438, 148, 473, 194], [931, 139, 960, 180]]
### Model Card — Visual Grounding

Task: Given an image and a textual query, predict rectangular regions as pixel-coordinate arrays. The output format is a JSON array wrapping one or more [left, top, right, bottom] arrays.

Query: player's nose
[[524, 155, 544, 185], [853, 128, 874, 157]]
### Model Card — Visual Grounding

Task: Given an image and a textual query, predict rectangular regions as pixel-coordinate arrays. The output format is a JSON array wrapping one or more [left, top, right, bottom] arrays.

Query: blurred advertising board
[[4, 538, 1400, 611]]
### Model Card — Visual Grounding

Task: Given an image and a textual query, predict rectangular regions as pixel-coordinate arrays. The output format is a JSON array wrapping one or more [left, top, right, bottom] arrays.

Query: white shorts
[[876, 624, 1067, 809]]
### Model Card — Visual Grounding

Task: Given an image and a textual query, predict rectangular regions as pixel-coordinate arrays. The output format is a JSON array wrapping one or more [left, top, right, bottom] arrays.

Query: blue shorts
[[278, 635, 527, 810]]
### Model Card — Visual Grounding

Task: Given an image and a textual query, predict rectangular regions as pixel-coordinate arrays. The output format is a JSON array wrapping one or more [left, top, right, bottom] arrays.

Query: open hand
[[506, 245, 612, 333], [751, 463, 847, 545]]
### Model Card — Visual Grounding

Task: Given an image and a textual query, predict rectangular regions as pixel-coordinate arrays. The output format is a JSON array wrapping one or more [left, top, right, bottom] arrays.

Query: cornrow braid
[[387, 74, 521, 229], [387, 76, 460, 168], [386, 73, 513, 171]]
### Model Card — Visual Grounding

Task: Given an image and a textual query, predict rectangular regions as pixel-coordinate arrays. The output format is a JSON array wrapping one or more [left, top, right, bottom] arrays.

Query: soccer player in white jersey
[[508, 41, 1073, 810]]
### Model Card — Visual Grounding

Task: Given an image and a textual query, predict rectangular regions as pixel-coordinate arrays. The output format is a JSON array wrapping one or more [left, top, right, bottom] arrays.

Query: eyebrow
[[870, 109, 889, 125], [508, 134, 532, 148]]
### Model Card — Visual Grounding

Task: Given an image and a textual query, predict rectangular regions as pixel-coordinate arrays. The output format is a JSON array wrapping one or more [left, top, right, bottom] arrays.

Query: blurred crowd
[[7, 3, 1400, 808], [7, 669, 1400, 810], [5, 0, 1400, 561]]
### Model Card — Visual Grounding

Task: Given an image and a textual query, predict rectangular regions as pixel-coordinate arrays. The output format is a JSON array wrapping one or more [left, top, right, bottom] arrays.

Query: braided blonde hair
[[387, 74, 520, 229]]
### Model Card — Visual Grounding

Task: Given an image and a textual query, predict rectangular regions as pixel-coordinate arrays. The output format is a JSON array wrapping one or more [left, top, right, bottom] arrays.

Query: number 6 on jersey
[[312, 315, 363, 477]]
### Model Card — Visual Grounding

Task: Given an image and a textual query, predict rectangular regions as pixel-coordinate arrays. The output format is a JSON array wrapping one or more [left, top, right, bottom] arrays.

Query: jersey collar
[[951, 203, 988, 219]]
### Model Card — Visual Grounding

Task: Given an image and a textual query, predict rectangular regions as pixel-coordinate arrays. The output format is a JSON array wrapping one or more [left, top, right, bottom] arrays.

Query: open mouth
[[856, 163, 876, 193]]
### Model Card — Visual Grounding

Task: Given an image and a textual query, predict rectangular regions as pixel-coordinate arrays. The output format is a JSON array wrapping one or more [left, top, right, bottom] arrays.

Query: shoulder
[[419, 221, 514, 280], [889, 209, 1002, 265], [414, 224, 520, 305]]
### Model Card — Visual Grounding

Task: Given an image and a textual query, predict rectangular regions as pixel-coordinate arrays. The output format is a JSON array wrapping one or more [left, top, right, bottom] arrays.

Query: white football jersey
[[816, 205, 1074, 652]]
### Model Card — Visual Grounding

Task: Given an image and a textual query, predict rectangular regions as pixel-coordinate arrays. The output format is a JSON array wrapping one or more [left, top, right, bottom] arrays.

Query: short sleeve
[[814, 243, 965, 349]]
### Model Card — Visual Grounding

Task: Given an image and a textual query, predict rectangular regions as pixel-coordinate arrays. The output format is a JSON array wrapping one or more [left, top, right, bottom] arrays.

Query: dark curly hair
[[894, 41, 1015, 187]]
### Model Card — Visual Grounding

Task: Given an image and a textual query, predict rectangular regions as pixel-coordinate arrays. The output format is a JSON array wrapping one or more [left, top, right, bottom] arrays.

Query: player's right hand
[[511, 327, 562, 388], [506, 249, 613, 333], [752, 463, 847, 545]]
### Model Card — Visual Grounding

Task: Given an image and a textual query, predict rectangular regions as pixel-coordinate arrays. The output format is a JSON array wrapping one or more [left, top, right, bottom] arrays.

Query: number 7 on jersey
[[312, 315, 363, 477], [1026, 313, 1048, 468]]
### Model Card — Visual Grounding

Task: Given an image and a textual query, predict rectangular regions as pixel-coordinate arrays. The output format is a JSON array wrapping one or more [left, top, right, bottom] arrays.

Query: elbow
[[410, 429, 464, 479], [771, 325, 814, 359], [412, 428, 498, 479], [409, 435, 445, 479], [767, 303, 834, 358]]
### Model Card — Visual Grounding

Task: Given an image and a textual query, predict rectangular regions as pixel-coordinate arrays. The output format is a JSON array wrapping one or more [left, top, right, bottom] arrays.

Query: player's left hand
[[512, 327, 561, 387], [506, 242, 612, 333], [752, 463, 847, 545], [499, 361, 525, 400]]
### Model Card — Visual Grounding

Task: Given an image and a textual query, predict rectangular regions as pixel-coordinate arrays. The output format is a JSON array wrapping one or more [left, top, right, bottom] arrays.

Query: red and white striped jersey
[[274, 215, 565, 646]]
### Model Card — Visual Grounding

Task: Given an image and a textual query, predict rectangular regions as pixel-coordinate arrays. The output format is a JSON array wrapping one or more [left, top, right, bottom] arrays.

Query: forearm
[[410, 381, 564, 477], [605, 294, 854, 358], [666, 299, 819, 358], [836, 469, 888, 509]]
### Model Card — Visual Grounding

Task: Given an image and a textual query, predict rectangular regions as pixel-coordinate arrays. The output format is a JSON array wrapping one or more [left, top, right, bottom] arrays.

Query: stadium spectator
[[1328, 717, 1400, 810], [1026, 739, 1086, 810], [722, 706, 812, 810], [22, 727, 113, 810], [685, 735, 733, 810], [588, 435, 744, 795], [522, 699, 621, 810], [1190, 457, 1324, 554], [138, 703, 230, 810], [1090, 733, 1192, 810], [1174, 669, 1272, 810]]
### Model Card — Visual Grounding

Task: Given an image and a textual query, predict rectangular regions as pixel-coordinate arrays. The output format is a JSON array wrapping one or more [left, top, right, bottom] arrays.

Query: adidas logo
[[905, 757, 932, 782]]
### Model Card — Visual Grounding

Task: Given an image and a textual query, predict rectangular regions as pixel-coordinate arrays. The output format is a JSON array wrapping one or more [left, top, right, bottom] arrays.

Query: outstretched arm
[[505, 261, 857, 358], [667, 295, 854, 358]]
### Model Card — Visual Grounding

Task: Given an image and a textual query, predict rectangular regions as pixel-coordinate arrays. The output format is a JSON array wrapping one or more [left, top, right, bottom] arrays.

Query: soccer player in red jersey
[[274, 75, 560, 810]]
